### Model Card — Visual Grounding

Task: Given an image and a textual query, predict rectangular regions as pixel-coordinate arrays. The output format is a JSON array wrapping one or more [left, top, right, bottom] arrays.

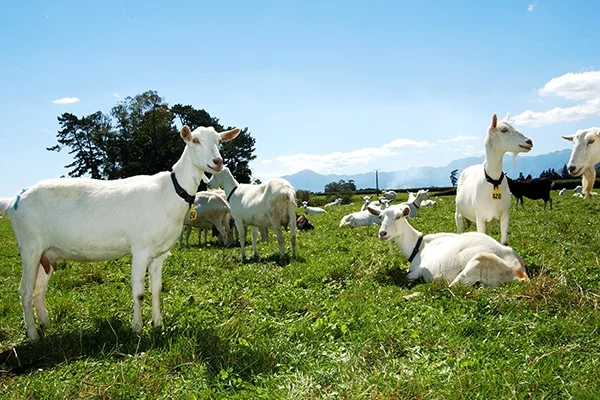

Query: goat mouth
[[570, 167, 583, 176], [207, 164, 222, 173], [519, 145, 533, 151]]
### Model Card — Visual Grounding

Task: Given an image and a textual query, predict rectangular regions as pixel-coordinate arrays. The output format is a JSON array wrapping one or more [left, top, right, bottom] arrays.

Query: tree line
[[48, 90, 257, 183]]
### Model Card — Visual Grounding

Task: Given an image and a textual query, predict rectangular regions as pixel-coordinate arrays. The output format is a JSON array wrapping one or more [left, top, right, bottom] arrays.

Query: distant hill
[[281, 149, 572, 192]]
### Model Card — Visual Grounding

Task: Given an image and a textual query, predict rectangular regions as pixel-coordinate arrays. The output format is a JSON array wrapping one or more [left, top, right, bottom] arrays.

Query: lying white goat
[[339, 198, 389, 228], [360, 195, 373, 211], [302, 201, 326, 215], [455, 113, 533, 245], [563, 127, 600, 198], [0, 125, 240, 340], [381, 190, 397, 202], [401, 189, 430, 217], [179, 190, 232, 249], [208, 167, 297, 260], [324, 198, 343, 207], [369, 204, 529, 287]]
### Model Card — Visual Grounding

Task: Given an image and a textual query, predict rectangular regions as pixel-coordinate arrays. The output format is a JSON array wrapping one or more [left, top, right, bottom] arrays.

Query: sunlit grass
[[1, 191, 600, 398]]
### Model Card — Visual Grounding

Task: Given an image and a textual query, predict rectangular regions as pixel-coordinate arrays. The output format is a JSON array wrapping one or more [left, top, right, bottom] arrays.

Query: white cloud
[[528, 3, 536, 12], [261, 159, 273, 164], [52, 97, 79, 104], [438, 135, 480, 143], [114, 93, 120, 98], [514, 71, 600, 127], [271, 137, 435, 176]]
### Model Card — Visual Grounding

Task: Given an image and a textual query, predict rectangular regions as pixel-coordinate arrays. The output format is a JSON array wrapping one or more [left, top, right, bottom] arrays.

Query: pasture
[[1, 191, 600, 398]]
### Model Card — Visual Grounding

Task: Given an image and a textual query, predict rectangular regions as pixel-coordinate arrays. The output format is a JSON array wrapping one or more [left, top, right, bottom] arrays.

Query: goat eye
[[500, 127, 508, 133], [588, 139, 595, 145], [193, 138, 200, 144]]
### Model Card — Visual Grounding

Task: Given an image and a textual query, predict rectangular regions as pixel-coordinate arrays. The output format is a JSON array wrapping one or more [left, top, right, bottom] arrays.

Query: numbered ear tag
[[492, 187, 502, 200], [189, 204, 197, 221]]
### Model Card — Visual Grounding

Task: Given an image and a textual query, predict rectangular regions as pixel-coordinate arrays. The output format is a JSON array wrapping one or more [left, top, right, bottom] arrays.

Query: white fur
[[179, 190, 232, 249], [455, 113, 533, 245], [339, 199, 389, 228], [563, 127, 600, 198], [324, 198, 343, 207], [400, 189, 429, 217], [0, 125, 240, 340], [381, 190, 397, 202], [360, 195, 372, 211], [558, 188, 566, 196], [302, 201, 326, 215], [207, 167, 297, 260], [370, 205, 529, 287]]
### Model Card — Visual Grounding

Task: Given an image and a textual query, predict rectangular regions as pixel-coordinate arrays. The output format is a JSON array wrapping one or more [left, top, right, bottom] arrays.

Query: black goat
[[506, 177, 554, 210]]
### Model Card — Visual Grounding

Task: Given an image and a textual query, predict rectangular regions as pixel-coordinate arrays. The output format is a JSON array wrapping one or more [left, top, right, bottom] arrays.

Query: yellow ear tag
[[189, 204, 197, 221], [492, 187, 502, 200]]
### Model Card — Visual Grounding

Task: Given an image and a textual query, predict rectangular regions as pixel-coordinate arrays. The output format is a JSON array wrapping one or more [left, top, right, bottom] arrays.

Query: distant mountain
[[281, 149, 572, 192]]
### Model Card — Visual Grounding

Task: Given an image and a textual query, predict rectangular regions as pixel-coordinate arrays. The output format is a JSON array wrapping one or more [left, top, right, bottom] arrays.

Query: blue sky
[[2, 1, 600, 197]]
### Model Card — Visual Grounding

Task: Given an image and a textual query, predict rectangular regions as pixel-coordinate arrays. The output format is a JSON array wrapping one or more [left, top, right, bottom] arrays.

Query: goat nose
[[379, 231, 387, 239], [526, 139, 533, 146], [213, 158, 223, 170], [568, 165, 577, 173]]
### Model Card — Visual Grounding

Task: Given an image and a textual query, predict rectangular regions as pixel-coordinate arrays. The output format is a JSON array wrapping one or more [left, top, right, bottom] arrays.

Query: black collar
[[170, 172, 195, 207], [408, 235, 424, 263], [412, 200, 420, 209], [227, 186, 238, 202], [484, 168, 505, 189]]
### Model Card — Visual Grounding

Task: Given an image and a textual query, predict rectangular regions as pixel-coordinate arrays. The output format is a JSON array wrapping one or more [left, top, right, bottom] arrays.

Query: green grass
[[1, 192, 600, 399]]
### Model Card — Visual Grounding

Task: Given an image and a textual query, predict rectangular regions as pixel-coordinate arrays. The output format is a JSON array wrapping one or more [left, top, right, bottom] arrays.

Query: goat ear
[[491, 114, 498, 128], [562, 135, 575, 142], [503, 112, 511, 121], [181, 125, 192, 142], [220, 128, 240, 142], [402, 206, 410, 217], [367, 206, 380, 216]]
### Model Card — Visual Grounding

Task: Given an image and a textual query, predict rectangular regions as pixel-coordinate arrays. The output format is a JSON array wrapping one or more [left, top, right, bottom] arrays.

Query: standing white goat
[[179, 190, 232, 249], [400, 189, 429, 217], [455, 113, 533, 245], [562, 127, 600, 198], [207, 167, 297, 260], [369, 205, 529, 287], [0, 125, 240, 340]]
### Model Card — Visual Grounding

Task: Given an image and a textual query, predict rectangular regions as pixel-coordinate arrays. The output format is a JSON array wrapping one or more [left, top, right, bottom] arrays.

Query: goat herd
[[0, 114, 599, 341]]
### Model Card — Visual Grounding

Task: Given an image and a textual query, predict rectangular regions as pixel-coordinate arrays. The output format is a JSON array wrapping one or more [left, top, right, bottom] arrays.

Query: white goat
[[369, 205, 529, 287], [302, 201, 326, 215], [455, 113, 533, 245], [360, 195, 373, 211], [179, 190, 232, 249], [339, 198, 389, 228], [0, 125, 240, 340], [558, 188, 566, 196], [400, 189, 430, 217], [324, 198, 343, 207], [381, 190, 397, 202], [420, 199, 436, 207], [563, 127, 600, 198], [207, 167, 297, 260]]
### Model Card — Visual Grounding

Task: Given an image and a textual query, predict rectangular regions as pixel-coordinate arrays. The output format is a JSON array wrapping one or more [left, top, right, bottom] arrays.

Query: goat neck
[[391, 217, 424, 260], [483, 137, 505, 181], [171, 146, 204, 201], [217, 168, 240, 200]]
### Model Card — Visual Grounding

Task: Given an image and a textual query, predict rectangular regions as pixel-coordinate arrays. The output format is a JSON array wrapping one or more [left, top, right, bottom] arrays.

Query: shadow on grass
[[372, 265, 412, 287], [0, 317, 277, 382]]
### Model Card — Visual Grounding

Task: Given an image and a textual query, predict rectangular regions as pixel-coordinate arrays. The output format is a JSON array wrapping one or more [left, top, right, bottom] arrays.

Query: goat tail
[[0, 197, 13, 218]]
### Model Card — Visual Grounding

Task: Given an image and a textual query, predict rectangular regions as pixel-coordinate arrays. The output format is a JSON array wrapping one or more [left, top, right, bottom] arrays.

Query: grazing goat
[[455, 113, 533, 245], [207, 167, 297, 260], [506, 177, 554, 210], [302, 201, 326, 215], [400, 189, 430, 217], [381, 190, 397, 202], [563, 127, 600, 198], [369, 205, 529, 287], [179, 190, 232, 249], [0, 125, 240, 340], [558, 188, 566, 196], [324, 198, 343, 207], [339, 199, 389, 228]]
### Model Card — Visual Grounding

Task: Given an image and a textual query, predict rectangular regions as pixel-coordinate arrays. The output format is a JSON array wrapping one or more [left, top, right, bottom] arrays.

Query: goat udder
[[40, 253, 57, 275]]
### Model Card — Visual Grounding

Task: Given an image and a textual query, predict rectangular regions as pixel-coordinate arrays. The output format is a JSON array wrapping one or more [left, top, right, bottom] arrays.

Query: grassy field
[[1, 191, 600, 399]]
